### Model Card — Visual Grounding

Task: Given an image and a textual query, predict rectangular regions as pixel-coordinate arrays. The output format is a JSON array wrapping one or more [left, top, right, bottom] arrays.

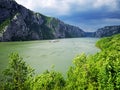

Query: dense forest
[[0, 34, 120, 90]]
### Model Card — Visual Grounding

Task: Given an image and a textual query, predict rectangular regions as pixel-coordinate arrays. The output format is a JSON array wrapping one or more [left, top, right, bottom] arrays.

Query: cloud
[[70, 18, 120, 32], [15, 0, 120, 31], [16, 0, 73, 15], [16, 0, 119, 16], [93, 0, 118, 11]]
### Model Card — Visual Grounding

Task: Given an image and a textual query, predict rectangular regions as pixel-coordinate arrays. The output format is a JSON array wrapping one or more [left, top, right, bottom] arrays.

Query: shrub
[[2, 53, 34, 90]]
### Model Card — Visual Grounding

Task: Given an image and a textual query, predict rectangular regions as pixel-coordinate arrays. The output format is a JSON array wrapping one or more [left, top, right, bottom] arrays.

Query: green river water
[[0, 38, 100, 76]]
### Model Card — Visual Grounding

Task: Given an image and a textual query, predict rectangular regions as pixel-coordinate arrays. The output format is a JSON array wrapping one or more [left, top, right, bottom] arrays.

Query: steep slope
[[94, 25, 120, 37], [0, 0, 85, 41]]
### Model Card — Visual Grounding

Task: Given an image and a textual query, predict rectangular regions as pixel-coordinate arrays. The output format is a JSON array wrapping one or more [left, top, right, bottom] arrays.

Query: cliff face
[[94, 26, 120, 37], [0, 0, 85, 41]]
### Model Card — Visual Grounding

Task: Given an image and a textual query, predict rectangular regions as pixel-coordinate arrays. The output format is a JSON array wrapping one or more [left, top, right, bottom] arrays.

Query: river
[[0, 38, 100, 76]]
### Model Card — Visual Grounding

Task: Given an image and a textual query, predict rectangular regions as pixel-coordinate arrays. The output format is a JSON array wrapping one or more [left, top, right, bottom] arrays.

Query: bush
[[2, 53, 34, 90], [66, 34, 120, 90], [32, 70, 65, 90]]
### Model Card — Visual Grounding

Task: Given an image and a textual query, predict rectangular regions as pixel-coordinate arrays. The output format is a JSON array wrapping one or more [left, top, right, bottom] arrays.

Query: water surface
[[0, 38, 100, 75]]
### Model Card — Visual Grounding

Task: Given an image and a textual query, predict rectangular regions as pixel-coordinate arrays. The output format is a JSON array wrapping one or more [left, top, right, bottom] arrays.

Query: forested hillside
[[1, 34, 120, 90], [66, 34, 120, 89]]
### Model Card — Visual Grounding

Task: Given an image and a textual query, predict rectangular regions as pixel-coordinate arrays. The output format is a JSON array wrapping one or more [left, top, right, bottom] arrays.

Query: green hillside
[[66, 34, 120, 89]]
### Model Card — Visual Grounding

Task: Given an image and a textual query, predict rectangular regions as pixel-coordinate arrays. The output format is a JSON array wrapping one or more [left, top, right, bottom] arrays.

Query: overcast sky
[[16, 0, 120, 32]]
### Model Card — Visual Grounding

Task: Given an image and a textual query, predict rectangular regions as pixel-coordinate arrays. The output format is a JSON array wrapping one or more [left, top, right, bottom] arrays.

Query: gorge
[[0, 0, 120, 42]]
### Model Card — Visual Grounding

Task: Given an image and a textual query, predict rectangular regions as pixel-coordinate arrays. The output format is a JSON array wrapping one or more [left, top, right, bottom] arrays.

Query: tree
[[2, 53, 34, 90], [32, 70, 65, 90], [66, 34, 120, 90]]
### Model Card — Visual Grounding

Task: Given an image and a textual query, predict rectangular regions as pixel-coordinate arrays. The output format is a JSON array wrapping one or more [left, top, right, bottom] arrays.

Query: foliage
[[66, 53, 89, 90], [96, 34, 120, 51], [1, 53, 34, 90], [32, 70, 65, 90], [66, 34, 120, 90], [66, 51, 120, 90], [1, 53, 65, 90], [45, 17, 53, 25], [0, 18, 10, 33]]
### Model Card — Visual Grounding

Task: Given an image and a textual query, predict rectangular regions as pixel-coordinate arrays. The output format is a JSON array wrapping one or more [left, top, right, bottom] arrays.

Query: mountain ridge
[[0, 0, 85, 41], [0, 0, 120, 41], [94, 25, 120, 37]]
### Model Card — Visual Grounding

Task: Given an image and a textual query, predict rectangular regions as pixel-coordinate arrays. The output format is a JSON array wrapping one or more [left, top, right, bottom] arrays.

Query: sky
[[16, 0, 120, 32]]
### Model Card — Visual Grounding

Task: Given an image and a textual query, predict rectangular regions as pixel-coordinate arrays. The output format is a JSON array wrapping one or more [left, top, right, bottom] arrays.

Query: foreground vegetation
[[1, 34, 120, 90]]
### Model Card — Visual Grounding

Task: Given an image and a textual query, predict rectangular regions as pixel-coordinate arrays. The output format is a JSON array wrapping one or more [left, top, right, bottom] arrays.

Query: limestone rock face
[[0, 0, 85, 41], [47, 18, 85, 38], [94, 26, 120, 37]]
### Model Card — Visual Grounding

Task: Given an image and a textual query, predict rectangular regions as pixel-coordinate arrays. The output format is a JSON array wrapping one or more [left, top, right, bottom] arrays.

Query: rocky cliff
[[94, 25, 120, 37], [0, 0, 85, 41]]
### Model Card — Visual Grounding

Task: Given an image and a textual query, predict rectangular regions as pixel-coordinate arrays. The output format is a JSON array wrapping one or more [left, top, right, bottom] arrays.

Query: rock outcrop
[[0, 0, 85, 41], [94, 25, 120, 37]]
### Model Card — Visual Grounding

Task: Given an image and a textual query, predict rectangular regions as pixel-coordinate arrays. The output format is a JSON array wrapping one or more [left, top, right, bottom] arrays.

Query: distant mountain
[[0, 0, 85, 41], [84, 32, 95, 37], [94, 25, 120, 37]]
